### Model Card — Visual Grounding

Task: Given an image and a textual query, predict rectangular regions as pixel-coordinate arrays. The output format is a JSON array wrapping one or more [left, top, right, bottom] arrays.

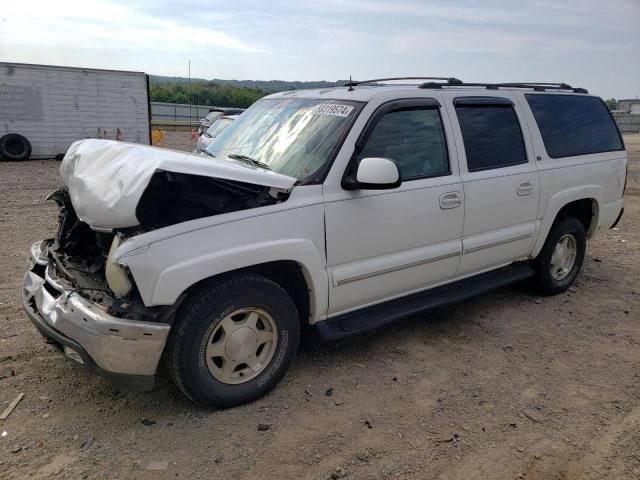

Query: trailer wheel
[[0, 134, 32, 161]]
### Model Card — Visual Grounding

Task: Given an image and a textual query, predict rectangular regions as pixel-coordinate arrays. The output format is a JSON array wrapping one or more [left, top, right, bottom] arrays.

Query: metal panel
[[150, 102, 238, 123], [0, 62, 150, 159], [614, 113, 640, 133]]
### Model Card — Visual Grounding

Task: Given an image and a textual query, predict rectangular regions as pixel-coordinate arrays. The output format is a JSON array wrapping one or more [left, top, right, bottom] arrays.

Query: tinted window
[[358, 108, 449, 180], [526, 94, 623, 158], [456, 104, 527, 171]]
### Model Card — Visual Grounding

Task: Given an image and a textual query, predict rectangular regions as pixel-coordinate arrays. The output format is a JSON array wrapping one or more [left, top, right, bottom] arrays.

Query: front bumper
[[21, 240, 171, 390]]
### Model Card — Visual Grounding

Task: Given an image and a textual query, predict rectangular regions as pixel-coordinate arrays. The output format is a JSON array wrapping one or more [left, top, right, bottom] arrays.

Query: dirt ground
[[0, 134, 639, 480]]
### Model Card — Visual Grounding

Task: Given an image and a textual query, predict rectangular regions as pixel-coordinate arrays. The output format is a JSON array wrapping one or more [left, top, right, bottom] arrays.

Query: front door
[[323, 98, 464, 317]]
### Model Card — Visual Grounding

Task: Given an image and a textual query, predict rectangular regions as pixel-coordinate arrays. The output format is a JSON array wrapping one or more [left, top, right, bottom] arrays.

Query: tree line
[[150, 76, 622, 111], [150, 80, 268, 108]]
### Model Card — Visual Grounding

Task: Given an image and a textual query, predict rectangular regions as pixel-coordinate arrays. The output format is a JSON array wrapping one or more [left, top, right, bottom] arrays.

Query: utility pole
[[188, 59, 192, 133]]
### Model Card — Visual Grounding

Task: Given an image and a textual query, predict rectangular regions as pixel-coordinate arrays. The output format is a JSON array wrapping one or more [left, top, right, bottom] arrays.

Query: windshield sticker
[[310, 104, 354, 117]]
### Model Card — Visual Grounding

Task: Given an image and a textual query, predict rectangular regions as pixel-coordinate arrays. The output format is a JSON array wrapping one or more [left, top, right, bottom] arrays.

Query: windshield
[[205, 98, 360, 181], [206, 117, 234, 137], [205, 111, 223, 122]]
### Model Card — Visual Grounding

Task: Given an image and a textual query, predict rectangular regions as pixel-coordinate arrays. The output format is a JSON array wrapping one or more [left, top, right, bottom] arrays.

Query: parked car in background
[[195, 115, 238, 154], [199, 107, 244, 135], [23, 77, 627, 408]]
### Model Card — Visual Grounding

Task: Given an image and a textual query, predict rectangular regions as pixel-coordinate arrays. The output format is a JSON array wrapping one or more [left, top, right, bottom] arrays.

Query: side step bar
[[315, 263, 534, 341]]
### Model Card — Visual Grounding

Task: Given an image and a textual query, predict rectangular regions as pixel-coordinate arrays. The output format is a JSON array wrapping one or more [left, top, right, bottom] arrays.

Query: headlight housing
[[105, 236, 133, 297]]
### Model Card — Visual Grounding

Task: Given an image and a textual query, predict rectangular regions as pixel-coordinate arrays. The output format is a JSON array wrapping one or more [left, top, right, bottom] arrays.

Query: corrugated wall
[[614, 113, 640, 133], [0, 63, 149, 159], [150, 102, 227, 123]]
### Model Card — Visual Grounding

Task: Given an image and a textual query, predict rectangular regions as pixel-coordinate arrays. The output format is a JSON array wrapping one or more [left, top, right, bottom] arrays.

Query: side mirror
[[343, 157, 402, 190]]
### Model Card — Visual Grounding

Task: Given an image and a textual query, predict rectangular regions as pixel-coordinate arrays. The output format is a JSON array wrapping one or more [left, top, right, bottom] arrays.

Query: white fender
[[124, 238, 328, 323], [531, 185, 602, 258]]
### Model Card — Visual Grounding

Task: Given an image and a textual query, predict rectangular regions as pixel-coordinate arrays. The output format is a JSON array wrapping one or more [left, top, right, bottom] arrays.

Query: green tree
[[174, 92, 189, 104], [149, 80, 267, 108], [604, 98, 617, 110]]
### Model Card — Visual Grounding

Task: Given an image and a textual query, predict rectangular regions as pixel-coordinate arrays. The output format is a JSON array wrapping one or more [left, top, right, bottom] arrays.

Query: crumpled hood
[[59, 139, 296, 230]]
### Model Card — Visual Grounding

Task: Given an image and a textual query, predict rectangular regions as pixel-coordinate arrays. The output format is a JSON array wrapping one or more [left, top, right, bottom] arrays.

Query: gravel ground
[[0, 135, 638, 480]]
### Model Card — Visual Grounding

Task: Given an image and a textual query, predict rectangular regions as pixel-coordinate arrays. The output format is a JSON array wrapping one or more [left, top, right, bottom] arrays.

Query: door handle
[[439, 191, 461, 209], [517, 181, 534, 196]]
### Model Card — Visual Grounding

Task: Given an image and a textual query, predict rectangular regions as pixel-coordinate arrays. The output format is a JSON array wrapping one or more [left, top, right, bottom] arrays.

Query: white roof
[[266, 85, 426, 102], [265, 84, 593, 102]]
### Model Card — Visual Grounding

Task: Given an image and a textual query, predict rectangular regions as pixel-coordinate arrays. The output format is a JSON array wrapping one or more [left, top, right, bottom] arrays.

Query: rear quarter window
[[525, 94, 623, 158]]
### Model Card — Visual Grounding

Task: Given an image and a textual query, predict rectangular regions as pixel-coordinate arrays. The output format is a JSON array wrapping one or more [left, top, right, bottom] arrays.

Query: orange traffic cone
[[191, 129, 196, 140]]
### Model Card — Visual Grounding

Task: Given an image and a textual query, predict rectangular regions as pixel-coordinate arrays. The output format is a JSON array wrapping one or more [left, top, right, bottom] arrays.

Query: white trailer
[[0, 62, 150, 160]]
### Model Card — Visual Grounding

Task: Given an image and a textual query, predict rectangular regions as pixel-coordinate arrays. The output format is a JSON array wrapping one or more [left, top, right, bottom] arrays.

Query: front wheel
[[533, 217, 586, 295], [166, 273, 300, 408]]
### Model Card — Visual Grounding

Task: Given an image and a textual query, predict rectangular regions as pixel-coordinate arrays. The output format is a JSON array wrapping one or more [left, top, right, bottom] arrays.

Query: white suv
[[23, 77, 627, 407]]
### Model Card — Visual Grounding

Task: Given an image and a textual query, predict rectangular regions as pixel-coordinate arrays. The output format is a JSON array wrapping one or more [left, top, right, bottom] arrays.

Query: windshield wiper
[[227, 153, 271, 170]]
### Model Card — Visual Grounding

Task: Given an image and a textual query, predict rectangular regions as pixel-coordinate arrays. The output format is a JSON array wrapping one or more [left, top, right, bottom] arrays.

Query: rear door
[[445, 94, 540, 276]]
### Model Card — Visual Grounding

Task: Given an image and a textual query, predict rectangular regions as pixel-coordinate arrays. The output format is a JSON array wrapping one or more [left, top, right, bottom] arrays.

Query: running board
[[315, 263, 534, 341]]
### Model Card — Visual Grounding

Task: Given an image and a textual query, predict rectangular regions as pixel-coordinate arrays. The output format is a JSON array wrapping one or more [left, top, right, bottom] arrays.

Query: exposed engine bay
[[45, 171, 289, 320], [46, 187, 129, 314], [60, 139, 296, 230], [134, 171, 285, 229]]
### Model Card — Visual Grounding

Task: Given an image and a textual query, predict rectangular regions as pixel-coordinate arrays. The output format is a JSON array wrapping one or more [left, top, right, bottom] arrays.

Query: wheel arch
[[532, 188, 601, 258], [144, 239, 327, 324], [180, 260, 313, 328]]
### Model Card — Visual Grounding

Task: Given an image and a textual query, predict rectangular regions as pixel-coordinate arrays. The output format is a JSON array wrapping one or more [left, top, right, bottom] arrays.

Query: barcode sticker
[[310, 104, 354, 117]]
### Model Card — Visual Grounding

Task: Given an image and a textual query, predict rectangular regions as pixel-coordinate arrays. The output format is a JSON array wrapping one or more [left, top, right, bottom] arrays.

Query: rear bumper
[[610, 207, 624, 229], [600, 198, 624, 231], [22, 240, 171, 390]]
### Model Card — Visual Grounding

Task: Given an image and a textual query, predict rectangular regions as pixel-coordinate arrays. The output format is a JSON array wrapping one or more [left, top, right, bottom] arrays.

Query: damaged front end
[[45, 186, 144, 316], [134, 170, 288, 230], [59, 139, 296, 230], [21, 187, 171, 389], [47, 171, 288, 311], [22, 139, 297, 389]]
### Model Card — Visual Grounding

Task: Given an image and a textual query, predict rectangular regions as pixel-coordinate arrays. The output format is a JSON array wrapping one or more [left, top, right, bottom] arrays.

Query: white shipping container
[[0, 62, 150, 160]]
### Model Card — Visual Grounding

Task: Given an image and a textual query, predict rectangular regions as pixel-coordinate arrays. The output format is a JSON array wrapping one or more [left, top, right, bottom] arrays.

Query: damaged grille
[[47, 187, 113, 298], [44, 188, 171, 321]]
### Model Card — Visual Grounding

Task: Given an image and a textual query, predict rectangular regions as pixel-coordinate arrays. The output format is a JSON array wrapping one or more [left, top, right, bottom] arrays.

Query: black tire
[[0, 133, 32, 161], [166, 273, 300, 408], [533, 217, 586, 295]]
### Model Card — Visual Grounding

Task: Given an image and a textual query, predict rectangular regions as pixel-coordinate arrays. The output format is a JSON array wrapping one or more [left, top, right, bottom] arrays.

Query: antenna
[[348, 75, 354, 91], [188, 59, 192, 135]]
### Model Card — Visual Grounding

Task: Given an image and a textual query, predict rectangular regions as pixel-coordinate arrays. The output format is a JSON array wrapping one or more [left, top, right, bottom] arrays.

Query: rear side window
[[455, 103, 527, 171], [525, 94, 623, 158]]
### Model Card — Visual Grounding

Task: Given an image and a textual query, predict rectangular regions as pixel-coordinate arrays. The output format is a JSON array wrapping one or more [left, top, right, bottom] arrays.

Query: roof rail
[[344, 77, 462, 87], [418, 80, 588, 94]]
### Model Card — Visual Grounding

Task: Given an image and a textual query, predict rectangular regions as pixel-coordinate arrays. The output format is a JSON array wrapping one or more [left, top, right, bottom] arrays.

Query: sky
[[0, 0, 638, 99]]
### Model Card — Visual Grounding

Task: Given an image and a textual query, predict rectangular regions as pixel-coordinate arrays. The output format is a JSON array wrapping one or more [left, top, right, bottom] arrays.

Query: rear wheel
[[0, 133, 31, 161], [166, 273, 300, 408], [533, 217, 586, 294]]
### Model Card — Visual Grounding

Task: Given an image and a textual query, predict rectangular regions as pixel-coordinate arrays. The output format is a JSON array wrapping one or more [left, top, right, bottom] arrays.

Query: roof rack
[[342, 77, 588, 94], [343, 76, 463, 87], [418, 79, 588, 94]]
